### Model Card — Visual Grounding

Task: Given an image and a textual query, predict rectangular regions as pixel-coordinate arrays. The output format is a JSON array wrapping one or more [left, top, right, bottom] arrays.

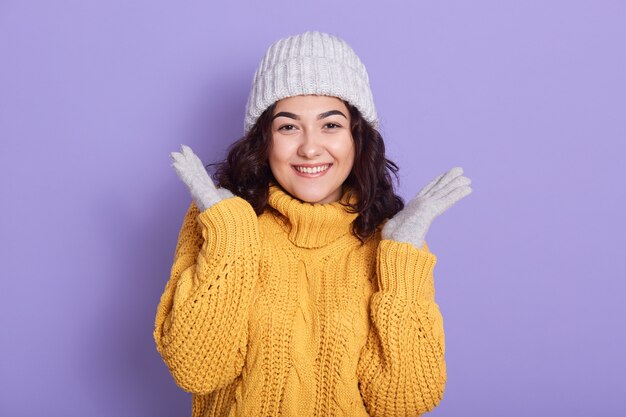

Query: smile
[[292, 164, 331, 175]]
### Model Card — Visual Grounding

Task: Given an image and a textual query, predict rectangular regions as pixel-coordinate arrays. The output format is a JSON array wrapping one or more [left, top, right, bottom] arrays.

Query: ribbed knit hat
[[244, 31, 378, 133]]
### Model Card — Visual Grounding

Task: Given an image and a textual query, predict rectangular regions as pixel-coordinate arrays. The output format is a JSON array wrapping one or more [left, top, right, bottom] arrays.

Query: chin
[[292, 189, 340, 204]]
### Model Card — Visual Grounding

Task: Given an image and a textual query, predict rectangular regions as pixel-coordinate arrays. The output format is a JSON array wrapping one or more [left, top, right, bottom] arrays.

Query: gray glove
[[382, 167, 472, 249], [170, 144, 233, 211]]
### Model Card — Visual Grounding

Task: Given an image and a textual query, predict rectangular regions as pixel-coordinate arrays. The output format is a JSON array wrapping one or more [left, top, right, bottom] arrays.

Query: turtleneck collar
[[267, 184, 359, 249]]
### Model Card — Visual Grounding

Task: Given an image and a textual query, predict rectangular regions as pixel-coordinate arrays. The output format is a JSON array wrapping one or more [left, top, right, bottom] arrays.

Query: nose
[[297, 130, 322, 159]]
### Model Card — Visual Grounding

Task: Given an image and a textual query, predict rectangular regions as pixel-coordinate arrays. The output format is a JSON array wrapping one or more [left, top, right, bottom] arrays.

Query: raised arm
[[357, 240, 445, 416], [154, 145, 260, 394], [357, 167, 472, 416]]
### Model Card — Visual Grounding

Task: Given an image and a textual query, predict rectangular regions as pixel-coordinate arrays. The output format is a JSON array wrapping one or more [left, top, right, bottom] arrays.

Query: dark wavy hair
[[213, 101, 404, 240]]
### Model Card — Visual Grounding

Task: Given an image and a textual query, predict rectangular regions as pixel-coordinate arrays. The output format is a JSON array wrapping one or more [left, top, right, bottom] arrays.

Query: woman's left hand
[[382, 167, 472, 249]]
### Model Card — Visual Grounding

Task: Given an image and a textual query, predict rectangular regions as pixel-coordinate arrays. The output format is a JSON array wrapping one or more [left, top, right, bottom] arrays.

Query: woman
[[154, 31, 472, 417]]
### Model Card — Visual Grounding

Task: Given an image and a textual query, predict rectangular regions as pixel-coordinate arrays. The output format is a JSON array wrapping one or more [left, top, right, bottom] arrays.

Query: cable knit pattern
[[154, 186, 446, 416], [357, 241, 446, 416], [154, 197, 260, 394]]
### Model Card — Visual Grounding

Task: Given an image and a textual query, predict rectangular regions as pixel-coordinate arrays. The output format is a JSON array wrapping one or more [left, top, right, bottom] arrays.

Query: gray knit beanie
[[244, 31, 378, 134]]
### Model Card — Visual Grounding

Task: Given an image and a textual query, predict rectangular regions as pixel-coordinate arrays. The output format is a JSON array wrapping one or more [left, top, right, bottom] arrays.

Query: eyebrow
[[318, 110, 347, 120], [271, 110, 348, 121], [272, 112, 300, 121]]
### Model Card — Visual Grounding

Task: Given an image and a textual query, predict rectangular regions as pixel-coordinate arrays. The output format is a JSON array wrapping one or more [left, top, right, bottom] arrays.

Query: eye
[[324, 122, 342, 129], [277, 124, 297, 131]]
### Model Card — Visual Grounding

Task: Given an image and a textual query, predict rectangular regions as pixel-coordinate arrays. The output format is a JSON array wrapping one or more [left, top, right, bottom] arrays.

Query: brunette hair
[[213, 101, 404, 240]]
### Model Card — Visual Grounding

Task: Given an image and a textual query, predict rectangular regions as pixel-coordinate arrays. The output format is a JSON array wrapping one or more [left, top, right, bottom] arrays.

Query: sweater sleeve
[[357, 240, 446, 417], [154, 197, 260, 395]]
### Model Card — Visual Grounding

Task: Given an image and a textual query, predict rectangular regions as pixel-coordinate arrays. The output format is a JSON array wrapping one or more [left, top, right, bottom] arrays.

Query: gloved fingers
[[430, 175, 471, 199], [171, 155, 204, 184], [171, 145, 226, 212], [401, 171, 467, 215], [433, 184, 472, 215], [171, 147, 201, 175], [425, 167, 464, 197], [172, 161, 201, 190], [180, 144, 197, 160], [180, 145, 206, 171], [171, 155, 190, 179], [172, 145, 200, 164], [173, 145, 215, 185], [180, 145, 211, 178], [170, 150, 185, 164]]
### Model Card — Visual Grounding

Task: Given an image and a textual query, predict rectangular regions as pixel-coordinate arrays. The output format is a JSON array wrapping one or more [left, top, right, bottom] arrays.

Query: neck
[[267, 185, 359, 248]]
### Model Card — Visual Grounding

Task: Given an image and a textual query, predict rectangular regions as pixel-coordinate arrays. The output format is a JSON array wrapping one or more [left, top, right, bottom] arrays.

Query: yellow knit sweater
[[154, 186, 446, 417]]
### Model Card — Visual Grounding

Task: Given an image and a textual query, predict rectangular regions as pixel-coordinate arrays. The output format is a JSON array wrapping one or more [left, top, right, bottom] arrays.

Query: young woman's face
[[269, 95, 355, 204]]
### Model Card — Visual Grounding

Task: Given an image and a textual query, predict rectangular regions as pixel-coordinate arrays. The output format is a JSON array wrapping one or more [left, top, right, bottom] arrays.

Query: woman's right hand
[[170, 144, 233, 211]]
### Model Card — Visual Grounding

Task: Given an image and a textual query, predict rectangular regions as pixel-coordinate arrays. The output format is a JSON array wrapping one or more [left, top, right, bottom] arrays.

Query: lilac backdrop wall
[[1, 1, 624, 416]]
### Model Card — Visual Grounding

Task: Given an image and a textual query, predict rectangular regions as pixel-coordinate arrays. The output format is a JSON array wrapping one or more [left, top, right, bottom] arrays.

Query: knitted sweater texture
[[154, 186, 446, 417]]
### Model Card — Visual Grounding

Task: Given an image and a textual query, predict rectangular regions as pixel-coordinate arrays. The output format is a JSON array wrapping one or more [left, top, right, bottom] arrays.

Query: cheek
[[268, 137, 292, 171], [332, 138, 355, 169]]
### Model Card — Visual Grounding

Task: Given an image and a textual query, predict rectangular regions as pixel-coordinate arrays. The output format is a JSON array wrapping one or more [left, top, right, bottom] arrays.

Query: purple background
[[1, 1, 625, 416]]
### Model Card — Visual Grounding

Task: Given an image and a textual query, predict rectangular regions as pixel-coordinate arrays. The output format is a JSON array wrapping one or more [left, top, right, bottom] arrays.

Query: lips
[[292, 164, 331, 174]]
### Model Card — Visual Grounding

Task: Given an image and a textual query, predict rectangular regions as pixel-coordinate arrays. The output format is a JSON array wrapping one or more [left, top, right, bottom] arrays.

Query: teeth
[[295, 164, 330, 174]]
